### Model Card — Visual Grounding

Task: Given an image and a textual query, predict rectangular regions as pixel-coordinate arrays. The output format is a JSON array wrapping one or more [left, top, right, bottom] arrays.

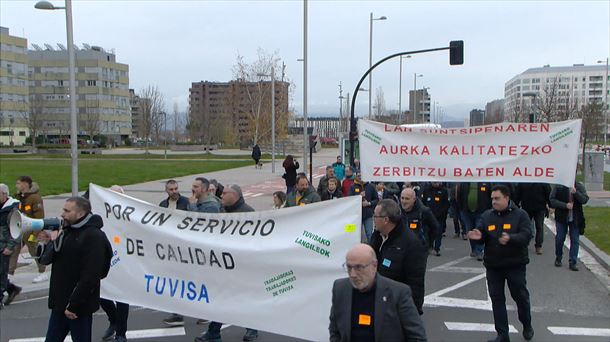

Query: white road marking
[[429, 256, 485, 274], [548, 326, 610, 337], [445, 322, 518, 333], [312, 174, 323, 179], [9, 327, 186, 342], [11, 296, 48, 304], [251, 193, 264, 198]]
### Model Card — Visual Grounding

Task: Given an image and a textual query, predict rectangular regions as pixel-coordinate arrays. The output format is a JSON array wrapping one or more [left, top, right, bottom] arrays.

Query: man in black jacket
[[421, 182, 450, 256], [159, 179, 189, 211], [550, 181, 589, 271], [468, 185, 533, 342], [400, 188, 441, 252], [369, 199, 427, 315], [517, 183, 551, 255], [38, 197, 112, 342], [195, 184, 258, 342]]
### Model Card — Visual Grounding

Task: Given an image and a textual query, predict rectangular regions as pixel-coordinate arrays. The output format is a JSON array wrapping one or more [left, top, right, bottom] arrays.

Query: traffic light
[[449, 40, 464, 65]]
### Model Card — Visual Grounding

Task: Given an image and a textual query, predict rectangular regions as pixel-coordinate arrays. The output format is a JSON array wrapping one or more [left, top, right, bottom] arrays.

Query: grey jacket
[[329, 274, 427, 342], [187, 196, 221, 213]]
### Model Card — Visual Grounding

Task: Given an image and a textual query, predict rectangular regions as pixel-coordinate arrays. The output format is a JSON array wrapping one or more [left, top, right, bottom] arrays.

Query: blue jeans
[[45, 309, 92, 342], [555, 220, 579, 266], [433, 218, 447, 252], [362, 217, 374, 243], [461, 210, 483, 256]]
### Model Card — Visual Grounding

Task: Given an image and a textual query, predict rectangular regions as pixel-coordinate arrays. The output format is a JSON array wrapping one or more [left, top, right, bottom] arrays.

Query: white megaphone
[[8, 209, 63, 239]]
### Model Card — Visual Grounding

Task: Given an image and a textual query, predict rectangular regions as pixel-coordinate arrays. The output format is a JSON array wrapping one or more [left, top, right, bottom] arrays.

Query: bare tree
[[232, 48, 291, 146], [24, 94, 46, 151], [579, 102, 605, 140], [139, 85, 165, 153], [80, 105, 100, 148], [374, 86, 386, 118]]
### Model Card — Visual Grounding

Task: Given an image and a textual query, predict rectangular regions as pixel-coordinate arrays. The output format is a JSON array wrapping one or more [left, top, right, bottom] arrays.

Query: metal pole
[[303, 0, 308, 174], [164, 111, 167, 159], [271, 67, 275, 173], [602, 57, 609, 147], [66, 0, 78, 196], [369, 12, 373, 120], [413, 73, 417, 123], [398, 58, 402, 124]]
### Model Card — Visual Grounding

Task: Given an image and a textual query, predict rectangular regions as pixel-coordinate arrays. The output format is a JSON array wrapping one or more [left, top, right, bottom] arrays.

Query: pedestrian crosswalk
[[445, 322, 610, 337], [9, 327, 186, 342]]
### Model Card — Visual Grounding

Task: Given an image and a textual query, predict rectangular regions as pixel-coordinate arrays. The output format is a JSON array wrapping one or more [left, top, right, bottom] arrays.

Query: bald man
[[400, 188, 440, 251], [329, 244, 427, 342]]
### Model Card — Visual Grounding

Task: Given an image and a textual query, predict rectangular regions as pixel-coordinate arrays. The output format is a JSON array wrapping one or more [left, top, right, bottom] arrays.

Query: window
[[87, 80, 97, 86], [58, 80, 64, 86], [19, 131, 26, 136]]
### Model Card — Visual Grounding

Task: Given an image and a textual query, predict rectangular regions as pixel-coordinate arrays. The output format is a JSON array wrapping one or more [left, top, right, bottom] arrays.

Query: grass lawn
[[576, 172, 610, 191], [0, 159, 251, 196], [0, 152, 271, 160], [583, 207, 610, 255]]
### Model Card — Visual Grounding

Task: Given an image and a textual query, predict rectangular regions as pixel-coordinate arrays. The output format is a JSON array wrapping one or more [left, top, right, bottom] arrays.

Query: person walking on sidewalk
[[550, 181, 589, 271], [195, 184, 258, 342], [12, 175, 48, 283], [517, 183, 551, 255], [251, 144, 262, 169], [37, 197, 113, 342], [281, 155, 299, 195], [0, 183, 21, 308], [468, 185, 534, 342]]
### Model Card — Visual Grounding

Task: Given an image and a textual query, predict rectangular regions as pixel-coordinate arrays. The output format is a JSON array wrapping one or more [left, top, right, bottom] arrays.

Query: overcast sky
[[2, 0, 608, 120]]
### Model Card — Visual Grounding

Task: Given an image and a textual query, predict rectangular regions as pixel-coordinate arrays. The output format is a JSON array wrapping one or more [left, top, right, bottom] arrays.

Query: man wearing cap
[[195, 184, 258, 342]]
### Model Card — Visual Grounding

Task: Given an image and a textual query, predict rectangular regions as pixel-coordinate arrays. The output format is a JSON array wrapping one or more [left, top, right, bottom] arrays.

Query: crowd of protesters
[[0, 153, 590, 342]]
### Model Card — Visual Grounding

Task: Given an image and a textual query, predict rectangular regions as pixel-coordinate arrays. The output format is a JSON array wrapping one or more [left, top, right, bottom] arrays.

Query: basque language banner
[[359, 119, 582, 187], [90, 184, 361, 341]]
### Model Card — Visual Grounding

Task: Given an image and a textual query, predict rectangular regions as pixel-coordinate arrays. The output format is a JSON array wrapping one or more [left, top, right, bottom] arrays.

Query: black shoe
[[102, 324, 116, 341], [194, 331, 221, 342], [114, 336, 127, 342], [435, 250, 441, 256], [243, 329, 258, 341], [523, 325, 534, 340], [4, 285, 21, 305], [569, 263, 579, 271], [554, 258, 562, 267], [476, 253, 484, 261], [462, 233, 467, 240], [163, 313, 184, 326]]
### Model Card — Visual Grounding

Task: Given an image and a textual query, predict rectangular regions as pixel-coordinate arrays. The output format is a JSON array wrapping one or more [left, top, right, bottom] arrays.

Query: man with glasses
[[369, 199, 427, 315], [329, 244, 426, 342]]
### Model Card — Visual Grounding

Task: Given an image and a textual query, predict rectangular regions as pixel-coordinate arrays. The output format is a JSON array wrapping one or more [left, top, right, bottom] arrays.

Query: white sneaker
[[32, 273, 49, 283]]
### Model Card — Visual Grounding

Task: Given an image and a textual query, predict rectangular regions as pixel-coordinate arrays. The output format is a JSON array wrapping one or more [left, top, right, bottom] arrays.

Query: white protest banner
[[90, 184, 361, 341], [359, 119, 582, 187]]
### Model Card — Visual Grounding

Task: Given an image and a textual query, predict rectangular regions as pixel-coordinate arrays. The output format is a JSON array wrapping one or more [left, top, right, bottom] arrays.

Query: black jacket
[[420, 186, 450, 220], [0, 198, 20, 251], [369, 220, 427, 310], [283, 161, 299, 188], [401, 199, 441, 249], [319, 188, 343, 201], [550, 182, 588, 229], [456, 182, 493, 213], [517, 183, 551, 212], [39, 214, 112, 315], [350, 182, 378, 220], [476, 202, 532, 268], [159, 195, 189, 211], [224, 197, 255, 213]]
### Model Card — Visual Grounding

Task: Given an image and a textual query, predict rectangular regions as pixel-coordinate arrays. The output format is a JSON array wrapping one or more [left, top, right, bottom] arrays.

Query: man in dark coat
[[516, 183, 551, 255], [468, 185, 534, 342], [159, 179, 189, 211], [550, 181, 589, 271], [38, 197, 112, 342], [400, 188, 441, 252], [456, 182, 493, 259], [329, 244, 427, 342], [369, 199, 428, 315], [251, 144, 262, 168], [421, 182, 450, 256]]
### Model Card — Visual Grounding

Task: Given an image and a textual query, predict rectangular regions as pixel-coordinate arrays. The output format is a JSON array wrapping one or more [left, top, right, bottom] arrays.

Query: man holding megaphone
[[36, 196, 112, 342]]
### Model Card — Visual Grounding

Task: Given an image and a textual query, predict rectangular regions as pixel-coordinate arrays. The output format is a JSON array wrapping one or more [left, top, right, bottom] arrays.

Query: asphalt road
[[2, 221, 609, 342]]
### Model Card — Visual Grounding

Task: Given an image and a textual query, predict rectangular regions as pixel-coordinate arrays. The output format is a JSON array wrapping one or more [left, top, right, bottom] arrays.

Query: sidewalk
[[8, 147, 340, 300]]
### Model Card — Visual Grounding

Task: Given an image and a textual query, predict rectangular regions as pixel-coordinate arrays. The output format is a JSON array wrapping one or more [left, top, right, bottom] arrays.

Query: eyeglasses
[[343, 262, 373, 272]]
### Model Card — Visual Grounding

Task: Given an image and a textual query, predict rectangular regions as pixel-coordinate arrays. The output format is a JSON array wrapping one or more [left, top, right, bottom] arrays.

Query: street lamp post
[[302, 0, 308, 175], [35, 0, 78, 196], [398, 55, 411, 124], [598, 58, 609, 146], [257, 68, 276, 173], [369, 13, 387, 119], [413, 73, 423, 123]]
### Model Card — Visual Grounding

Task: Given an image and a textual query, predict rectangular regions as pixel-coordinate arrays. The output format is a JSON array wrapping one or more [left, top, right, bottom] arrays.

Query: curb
[[579, 234, 610, 271]]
